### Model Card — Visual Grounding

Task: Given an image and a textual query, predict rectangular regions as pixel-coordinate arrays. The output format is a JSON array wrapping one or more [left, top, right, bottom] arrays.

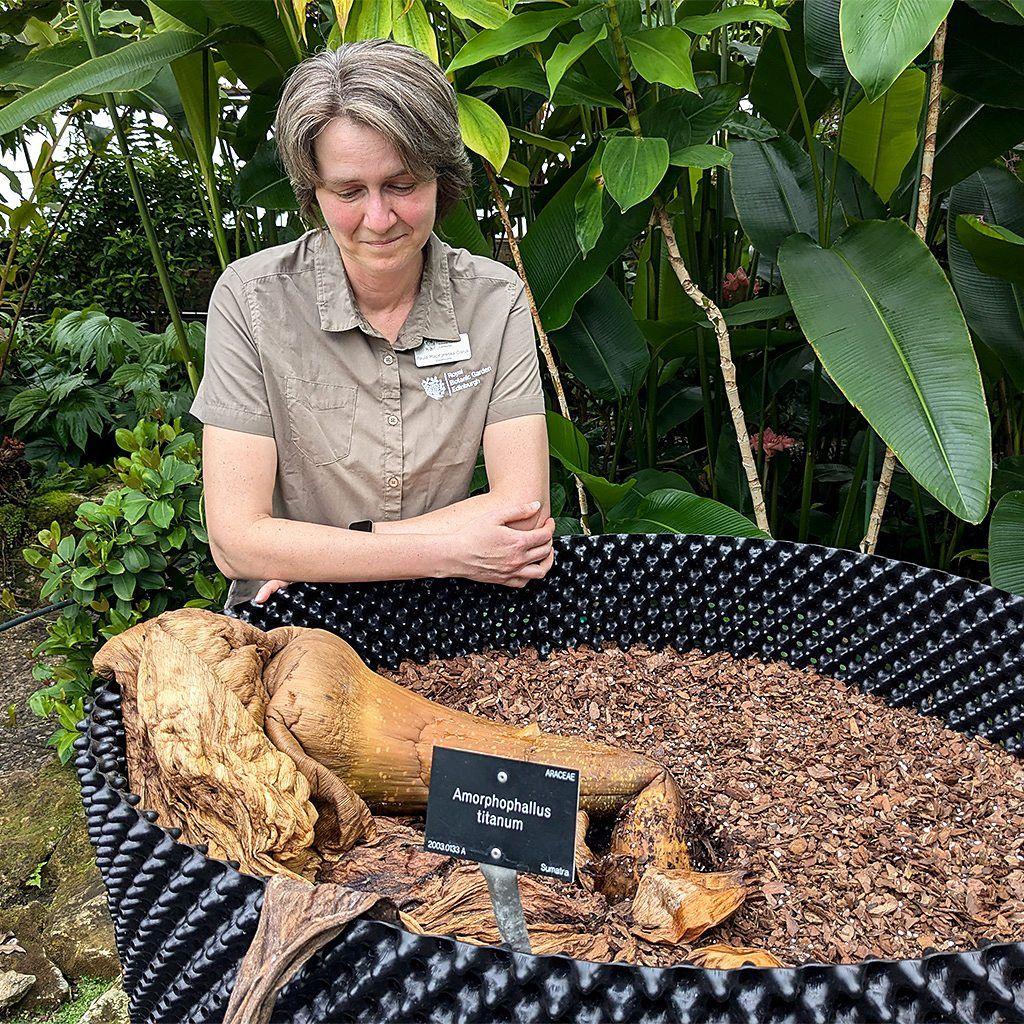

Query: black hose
[[0, 599, 75, 633]]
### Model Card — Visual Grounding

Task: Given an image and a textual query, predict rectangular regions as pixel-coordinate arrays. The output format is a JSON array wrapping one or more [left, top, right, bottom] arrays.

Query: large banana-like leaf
[[233, 140, 298, 210], [750, 19, 831, 138], [804, 0, 848, 92], [779, 219, 991, 523], [839, 0, 951, 101], [944, 2, 1024, 109], [546, 410, 635, 513], [956, 216, 1024, 287], [947, 166, 1024, 389], [0, 29, 201, 137], [889, 96, 1024, 212], [676, 4, 789, 34], [520, 164, 650, 332], [550, 276, 650, 402], [609, 488, 768, 538], [839, 66, 925, 201], [728, 135, 844, 258], [989, 491, 1024, 594]]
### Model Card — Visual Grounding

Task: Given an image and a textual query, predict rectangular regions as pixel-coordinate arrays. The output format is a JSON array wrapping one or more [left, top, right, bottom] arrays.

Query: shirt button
[[383, 354, 395, 365], [388, 476, 399, 488], [387, 414, 399, 426]]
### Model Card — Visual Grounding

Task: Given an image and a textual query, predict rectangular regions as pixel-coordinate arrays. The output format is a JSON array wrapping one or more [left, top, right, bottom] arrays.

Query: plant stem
[[798, 360, 820, 542], [910, 478, 934, 565], [836, 433, 869, 548], [606, 0, 768, 531], [74, 0, 199, 393], [483, 161, 590, 532], [861, 19, 947, 555]]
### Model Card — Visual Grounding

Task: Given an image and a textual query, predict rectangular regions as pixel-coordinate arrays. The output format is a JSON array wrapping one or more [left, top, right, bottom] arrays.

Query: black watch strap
[[348, 519, 374, 532]]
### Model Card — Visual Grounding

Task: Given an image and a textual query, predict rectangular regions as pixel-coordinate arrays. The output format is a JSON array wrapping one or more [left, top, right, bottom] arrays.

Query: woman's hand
[[449, 500, 556, 588], [254, 579, 289, 604]]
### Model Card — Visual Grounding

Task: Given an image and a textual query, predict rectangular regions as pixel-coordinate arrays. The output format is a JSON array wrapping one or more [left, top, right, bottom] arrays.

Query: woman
[[190, 40, 555, 612]]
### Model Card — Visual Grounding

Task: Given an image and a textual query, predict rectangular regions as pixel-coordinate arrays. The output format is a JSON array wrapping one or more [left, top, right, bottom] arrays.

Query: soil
[[384, 643, 1024, 967]]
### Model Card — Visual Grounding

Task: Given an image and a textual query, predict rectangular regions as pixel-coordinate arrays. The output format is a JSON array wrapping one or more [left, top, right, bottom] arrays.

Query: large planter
[[75, 534, 1024, 1023]]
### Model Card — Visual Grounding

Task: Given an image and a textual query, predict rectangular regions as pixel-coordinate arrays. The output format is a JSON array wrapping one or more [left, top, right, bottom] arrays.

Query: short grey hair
[[274, 40, 473, 227]]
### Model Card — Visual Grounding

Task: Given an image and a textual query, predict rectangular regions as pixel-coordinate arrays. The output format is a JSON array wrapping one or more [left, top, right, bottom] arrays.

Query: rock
[[46, 885, 119, 980], [80, 981, 130, 1024], [0, 939, 70, 1014], [0, 761, 120, 982], [0, 970, 34, 1014]]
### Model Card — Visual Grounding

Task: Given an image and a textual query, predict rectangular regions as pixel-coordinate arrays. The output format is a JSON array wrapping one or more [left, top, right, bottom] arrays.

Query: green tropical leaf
[[750, 19, 831, 137], [606, 470, 693, 521], [521, 163, 651, 331], [722, 294, 793, 326], [550, 277, 650, 401], [233, 140, 298, 209], [668, 144, 732, 169], [0, 29, 202, 137], [840, 0, 951, 101], [989, 491, 1024, 593], [447, 2, 595, 73], [609, 488, 768, 538], [839, 66, 925, 201], [956, 216, 1024, 287], [947, 166, 1024, 389], [546, 411, 635, 513], [392, 0, 439, 64], [602, 135, 668, 212], [779, 219, 991, 523], [677, 4, 789, 34], [546, 23, 607, 97], [456, 93, 510, 171], [640, 82, 743, 151], [625, 27, 697, 93], [728, 134, 843, 258], [804, 0, 849, 92], [944, 2, 1024, 109], [437, 0, 508, 29]]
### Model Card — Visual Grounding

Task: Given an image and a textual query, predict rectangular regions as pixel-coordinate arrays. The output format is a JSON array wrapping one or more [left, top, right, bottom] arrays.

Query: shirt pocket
[[285, 376, 358, 467]]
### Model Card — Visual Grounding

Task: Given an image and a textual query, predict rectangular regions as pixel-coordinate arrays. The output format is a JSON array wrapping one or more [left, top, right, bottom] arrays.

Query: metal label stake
[[480, 862, 532, 954]]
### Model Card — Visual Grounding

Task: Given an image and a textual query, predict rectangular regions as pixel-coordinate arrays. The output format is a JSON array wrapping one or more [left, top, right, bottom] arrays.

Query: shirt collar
[[314, 228, 461, 350]]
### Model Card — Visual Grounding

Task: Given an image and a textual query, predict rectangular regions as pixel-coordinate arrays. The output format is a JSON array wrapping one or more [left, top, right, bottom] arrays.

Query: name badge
[[415, 332, 471, 368]]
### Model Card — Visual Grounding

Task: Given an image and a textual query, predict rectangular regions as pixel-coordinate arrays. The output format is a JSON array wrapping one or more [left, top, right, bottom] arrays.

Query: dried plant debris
[[386, 643, 1024, 967]]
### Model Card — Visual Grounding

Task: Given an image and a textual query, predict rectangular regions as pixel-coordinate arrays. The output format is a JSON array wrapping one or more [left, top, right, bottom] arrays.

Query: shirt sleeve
[[485, 281, 546, 426], [188, 268, 274, 437]]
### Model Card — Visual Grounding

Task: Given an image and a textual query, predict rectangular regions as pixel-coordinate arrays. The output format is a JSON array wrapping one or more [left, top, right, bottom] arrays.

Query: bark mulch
[[384, 643, 1024, 967]]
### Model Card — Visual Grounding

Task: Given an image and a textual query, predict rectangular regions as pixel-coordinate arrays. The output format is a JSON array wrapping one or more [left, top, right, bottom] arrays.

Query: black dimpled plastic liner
[[76, 535, 1024, 1022]]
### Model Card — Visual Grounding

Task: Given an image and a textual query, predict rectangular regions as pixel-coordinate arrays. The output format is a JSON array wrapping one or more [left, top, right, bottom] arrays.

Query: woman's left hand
[[254, 579, 289, 604]]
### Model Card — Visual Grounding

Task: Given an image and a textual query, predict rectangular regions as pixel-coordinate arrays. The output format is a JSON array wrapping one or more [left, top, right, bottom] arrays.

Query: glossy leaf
[[0, 29, 201, 137], [728, 134, 843, 258], [521, 164, 651, 331], [392, 0, 439, 64], [603, 136, 669, 212], [546, 411, 636, 513], [574, 145, 606, 258], [839, 0, 951, 101], [625, 27, 697, 93], [947, 166, 1024, 389], [550, 277, 650, 401], [812, 141, 887, 222], [668, 144, 732, 169], [989, 491, 1024, 593], [956, 216, 1024, 287], [804, 0, 848, 92], [437, 0, 508, 29], [676, 5, 790, 34], [607, 472, 693, 525], [779, 220, 991, 523], [233, 141, 298, 210], [750, 19, 831, 137], [447, 2, 594, 73], [944, 2, 1024, 109], [609, 488, 768, 538], [456, 93, 510, 172], [546, 23, 606, 96], [639, 83, 743, 151], [839, 66, 925, 201]]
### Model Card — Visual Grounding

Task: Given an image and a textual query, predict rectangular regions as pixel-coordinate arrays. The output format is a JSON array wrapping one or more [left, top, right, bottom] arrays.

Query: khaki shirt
[[188, 227, 544, 609]]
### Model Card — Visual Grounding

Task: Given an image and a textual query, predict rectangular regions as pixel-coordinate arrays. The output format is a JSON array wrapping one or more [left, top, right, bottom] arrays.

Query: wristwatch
[[348, 519, 374, 532]]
